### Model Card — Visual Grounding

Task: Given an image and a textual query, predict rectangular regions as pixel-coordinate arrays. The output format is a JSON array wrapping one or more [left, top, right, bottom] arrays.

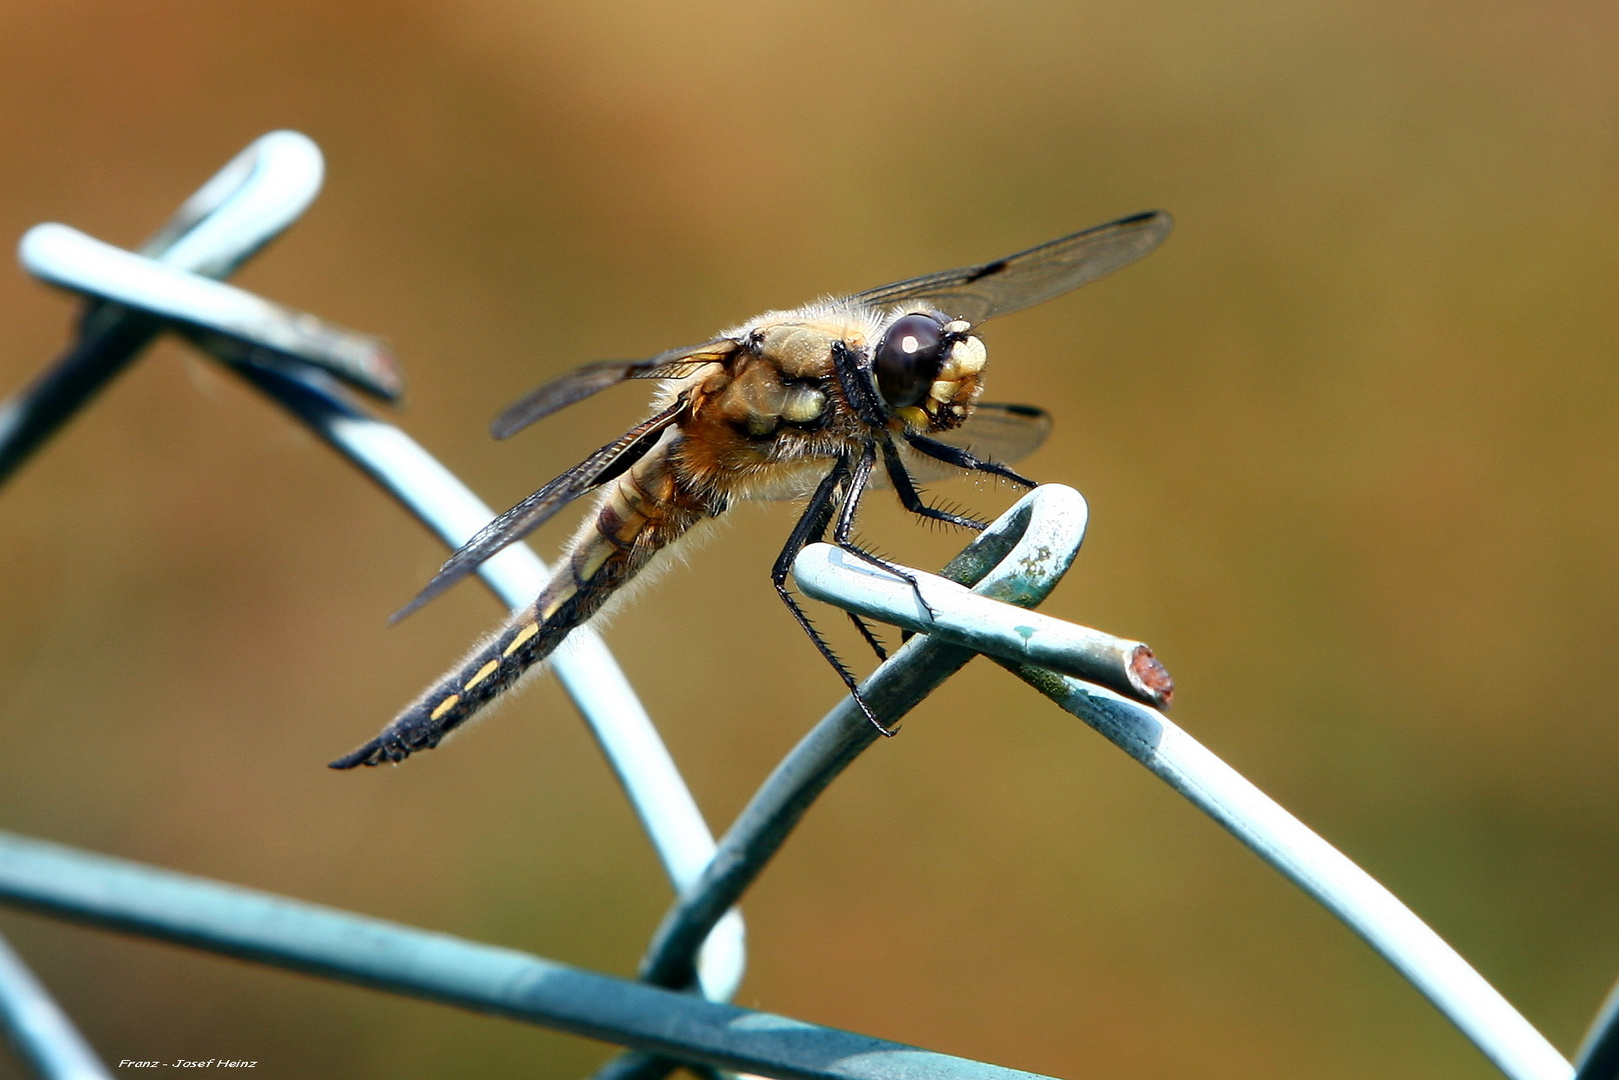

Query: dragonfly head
[[874, 311, 985, 431]]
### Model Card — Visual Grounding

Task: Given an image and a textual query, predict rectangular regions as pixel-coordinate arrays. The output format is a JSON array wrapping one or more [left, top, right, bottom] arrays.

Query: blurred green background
[[2, 1, 1618, 1077]]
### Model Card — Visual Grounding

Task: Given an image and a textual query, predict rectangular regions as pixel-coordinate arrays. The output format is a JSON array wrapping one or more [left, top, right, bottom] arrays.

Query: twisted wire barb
[[793, 528, 1574, 1080], [593, 487, 1088, 1080], [0, 131, 324, 484]]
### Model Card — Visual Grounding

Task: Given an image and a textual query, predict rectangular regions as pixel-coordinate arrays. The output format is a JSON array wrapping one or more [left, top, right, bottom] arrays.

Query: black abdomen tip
[[328, 742, 384, 769], [330, 686, 469, 769]]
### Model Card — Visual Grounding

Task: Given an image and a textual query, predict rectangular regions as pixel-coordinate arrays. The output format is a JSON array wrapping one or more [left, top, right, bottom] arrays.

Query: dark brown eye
[[874, 314, 946, 409]]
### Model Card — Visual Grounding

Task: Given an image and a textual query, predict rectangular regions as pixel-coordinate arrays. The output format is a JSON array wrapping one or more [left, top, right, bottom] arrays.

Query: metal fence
[[0, 132, 1609, 1080]]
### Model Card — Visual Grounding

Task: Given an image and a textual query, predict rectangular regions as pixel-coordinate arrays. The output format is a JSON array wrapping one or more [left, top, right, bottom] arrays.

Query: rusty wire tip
[[364, 347, 406, 401], [1127, 645, 1174, 709]]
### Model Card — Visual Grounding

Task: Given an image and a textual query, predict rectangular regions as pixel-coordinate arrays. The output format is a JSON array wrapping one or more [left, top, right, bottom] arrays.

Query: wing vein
[[393, 396, 689, 621]]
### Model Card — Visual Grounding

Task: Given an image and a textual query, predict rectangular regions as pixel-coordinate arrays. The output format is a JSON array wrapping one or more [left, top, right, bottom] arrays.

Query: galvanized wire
[[221, 357, 745, 1003], [2, 131, 740, 1019], [0, 831, 1044, 1080], [15, 146, 744, 1005], [1011, 666, 1570, 1080], [0, 131, 323, 485], [791, 541, 1170, 707], [792, 534, 1574, 1080], [641, 485, 1085, 992], [588, 486, 1088, 1080], [22, 224, 399, 400], [0, 129, 325, 1080], [0, 933, 110, 1080], [1576, 978, 1619, 1080]]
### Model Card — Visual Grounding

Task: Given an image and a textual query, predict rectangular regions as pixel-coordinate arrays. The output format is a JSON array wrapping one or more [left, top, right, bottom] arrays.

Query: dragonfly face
[[332, 210, 1172, 768]]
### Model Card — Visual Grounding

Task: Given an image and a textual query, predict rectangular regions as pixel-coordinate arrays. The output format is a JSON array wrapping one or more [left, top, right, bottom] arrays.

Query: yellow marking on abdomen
[[540, 582, 578, 621], [572, 540, 612, 583], [464, 659, 500, 689], [503, 622, 539, 657], [430, 694, 460, 721]]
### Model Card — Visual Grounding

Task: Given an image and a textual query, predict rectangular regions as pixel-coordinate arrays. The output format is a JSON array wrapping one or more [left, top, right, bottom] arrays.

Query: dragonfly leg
[[903, 431, 1038, 489], [833, 444, 939, 623], [847, 612, 888, 661], [879, 437, 987, 531], [773, 455, 895, 736]]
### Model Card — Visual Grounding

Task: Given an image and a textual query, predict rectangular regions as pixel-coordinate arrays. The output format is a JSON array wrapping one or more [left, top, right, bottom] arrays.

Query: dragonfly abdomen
[[331, 440, 711, 768]]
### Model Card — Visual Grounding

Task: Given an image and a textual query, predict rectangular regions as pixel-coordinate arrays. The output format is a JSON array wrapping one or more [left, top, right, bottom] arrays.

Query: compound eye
[[874, 314, 946, 409]]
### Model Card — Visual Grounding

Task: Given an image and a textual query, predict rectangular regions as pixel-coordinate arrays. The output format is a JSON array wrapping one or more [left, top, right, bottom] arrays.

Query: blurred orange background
[[2, 1, 1618, 1077]]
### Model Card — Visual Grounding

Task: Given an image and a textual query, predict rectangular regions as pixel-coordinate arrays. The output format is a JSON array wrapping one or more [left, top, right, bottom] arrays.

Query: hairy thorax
[[663, 308, 988, 502]]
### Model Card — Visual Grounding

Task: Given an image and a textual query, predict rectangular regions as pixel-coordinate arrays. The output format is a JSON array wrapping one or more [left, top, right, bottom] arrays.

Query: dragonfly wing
[[491, 339, 736, 439], [851, 211, 1171, 325], [876, 403, 1052, 488], [747, 404, 1052, 499], [394, 398, 688, 621]]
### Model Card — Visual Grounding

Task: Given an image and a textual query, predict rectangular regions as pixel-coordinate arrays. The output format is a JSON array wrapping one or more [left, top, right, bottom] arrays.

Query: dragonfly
[[331, 210, 1172, 768]]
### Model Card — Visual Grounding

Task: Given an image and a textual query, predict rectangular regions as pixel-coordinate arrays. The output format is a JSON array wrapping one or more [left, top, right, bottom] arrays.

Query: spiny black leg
[[833, 443, 938, 623], [837, 447, 891, 658], [772, 455, 894, 735], [903, 431, 1038, 488], [879, 436, 987, 531], [833, 444, 889, 661], [847, 612, 888, 661]]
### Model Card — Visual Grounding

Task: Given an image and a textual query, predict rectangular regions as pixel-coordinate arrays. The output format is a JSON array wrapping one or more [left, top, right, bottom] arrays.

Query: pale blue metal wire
[[0, 934, 109, 1080], [0, 131, 743, 1074]]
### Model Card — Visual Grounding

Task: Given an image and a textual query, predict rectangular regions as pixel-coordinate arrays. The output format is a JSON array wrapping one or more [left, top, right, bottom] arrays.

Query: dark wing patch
[[392, 397, 688, 622], [851, 211, 1172, 325], [933, 402, 1052, 461], [491, 339, 736, 439]]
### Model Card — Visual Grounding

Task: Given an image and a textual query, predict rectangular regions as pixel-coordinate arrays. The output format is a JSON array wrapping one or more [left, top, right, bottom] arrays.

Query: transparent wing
[[491, 339, 736, 439], [747, 404, 1051, 500], [878, 403, 1052, 488], [393, 398, 688, 621], [851, 211, 1172, 325]]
